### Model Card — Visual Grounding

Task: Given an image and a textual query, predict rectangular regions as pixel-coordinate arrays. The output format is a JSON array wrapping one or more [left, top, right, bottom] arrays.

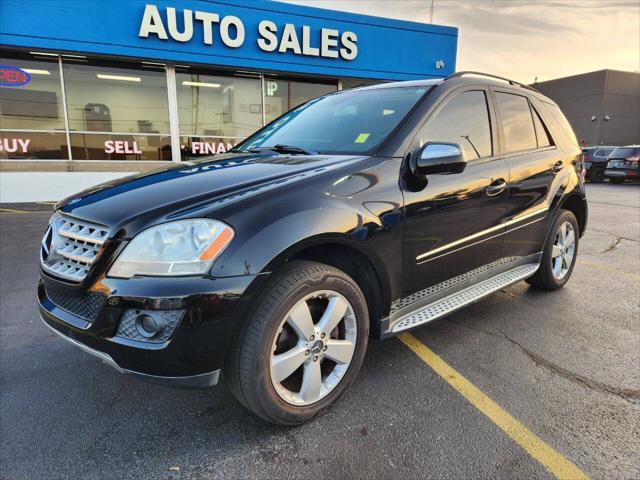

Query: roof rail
[[445, 71, 540, 93]]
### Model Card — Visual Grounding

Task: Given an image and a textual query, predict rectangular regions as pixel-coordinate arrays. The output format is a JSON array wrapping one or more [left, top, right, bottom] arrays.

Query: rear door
[[401, 87, 509, 296], [492, 89, 560, 259]]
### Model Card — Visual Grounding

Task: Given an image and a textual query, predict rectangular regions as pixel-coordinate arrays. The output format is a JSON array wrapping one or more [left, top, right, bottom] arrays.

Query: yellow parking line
[[398, 332, 588, 480], [0, 208, 31, 214]]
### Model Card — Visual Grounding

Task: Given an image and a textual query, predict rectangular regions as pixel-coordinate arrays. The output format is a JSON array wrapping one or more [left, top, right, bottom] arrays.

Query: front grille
[[45, 285, 106, 322], [41, 214, 110, 282]]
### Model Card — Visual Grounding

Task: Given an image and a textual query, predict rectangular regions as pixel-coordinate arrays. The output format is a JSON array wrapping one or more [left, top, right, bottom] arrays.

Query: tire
[[526, 209, 579, 290], [609, 177, 625, 184], [225, 260, 369, 426], [588, 166, 605, 183]]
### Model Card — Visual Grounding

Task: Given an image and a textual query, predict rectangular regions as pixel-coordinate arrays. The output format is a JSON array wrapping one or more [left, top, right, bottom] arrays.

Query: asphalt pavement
[[1, 183, 638, 479]]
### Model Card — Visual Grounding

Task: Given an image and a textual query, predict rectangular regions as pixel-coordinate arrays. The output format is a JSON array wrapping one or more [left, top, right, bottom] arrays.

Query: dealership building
[[0, 0, 458, 201]]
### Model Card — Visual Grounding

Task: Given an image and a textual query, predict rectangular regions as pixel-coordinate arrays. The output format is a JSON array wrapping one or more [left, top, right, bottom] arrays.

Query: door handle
[[552, 160, 564, 173], [486, 179, 507, 196]]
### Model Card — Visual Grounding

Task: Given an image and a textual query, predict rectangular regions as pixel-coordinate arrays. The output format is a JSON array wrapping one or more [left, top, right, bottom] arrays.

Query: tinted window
[[238, 86, 429, 154], [594, 149, 613, 158], [495, 92, 537, 153], [532, 107, 552, 148], [542, 102, 578, 146], [610, 147, 640, 158], [423, 90, 492, 159]]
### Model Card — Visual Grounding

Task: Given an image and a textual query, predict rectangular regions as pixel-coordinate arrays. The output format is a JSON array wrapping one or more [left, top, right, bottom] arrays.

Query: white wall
[[0, 172, 133, 203]]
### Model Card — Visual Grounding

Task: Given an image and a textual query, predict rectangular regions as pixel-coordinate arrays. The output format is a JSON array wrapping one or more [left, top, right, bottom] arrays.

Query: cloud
[[278, 0, 640, 82]]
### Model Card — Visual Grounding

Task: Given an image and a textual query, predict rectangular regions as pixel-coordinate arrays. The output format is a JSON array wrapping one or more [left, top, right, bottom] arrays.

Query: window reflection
[[63, 59, 170, 134], [495, 92, 537, 153], [424, 91, 492, 160], [176, 70, 262, 138], [264, 78, 337, 123], [0, 52, 65, 130]]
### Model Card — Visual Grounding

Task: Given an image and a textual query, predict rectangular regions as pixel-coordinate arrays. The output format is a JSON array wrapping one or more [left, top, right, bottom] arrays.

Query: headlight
[[108, 219, 234, 278]]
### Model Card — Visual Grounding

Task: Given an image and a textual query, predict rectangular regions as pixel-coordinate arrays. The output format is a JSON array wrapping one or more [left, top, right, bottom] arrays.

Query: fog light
[[135, 313, 166, 338], [115, 308, 184, 343]]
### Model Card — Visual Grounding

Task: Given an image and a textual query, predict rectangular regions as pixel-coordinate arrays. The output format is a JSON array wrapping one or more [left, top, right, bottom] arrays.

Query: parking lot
[[1, 183, 638, 480]]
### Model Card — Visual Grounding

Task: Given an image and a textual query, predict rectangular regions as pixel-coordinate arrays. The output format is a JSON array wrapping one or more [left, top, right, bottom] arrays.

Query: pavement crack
[[588, 228, 640, 244], [496, 329, 640, 404], [601, 236, 622, 253], [451, 319, 640, 404]]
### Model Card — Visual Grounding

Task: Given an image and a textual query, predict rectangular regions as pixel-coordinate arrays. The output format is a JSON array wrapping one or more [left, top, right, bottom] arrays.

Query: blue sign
[[0, 65, 31, 87], [0, 0, 458, 81]]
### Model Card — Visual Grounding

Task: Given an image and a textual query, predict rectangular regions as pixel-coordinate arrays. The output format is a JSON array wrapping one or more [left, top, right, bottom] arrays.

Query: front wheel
[[225, 261, 369, 425], [526, 209, 579, 290]]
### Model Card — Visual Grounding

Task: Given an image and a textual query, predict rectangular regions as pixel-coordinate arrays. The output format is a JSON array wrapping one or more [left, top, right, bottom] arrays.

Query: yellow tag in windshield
[[354, 133, 370, 144]]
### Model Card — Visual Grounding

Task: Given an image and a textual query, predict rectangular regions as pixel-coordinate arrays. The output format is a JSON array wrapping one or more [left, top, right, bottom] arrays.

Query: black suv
[[582, 146, 616, 183], [605, 146, 640, 183], [39, 72, 587, 425]]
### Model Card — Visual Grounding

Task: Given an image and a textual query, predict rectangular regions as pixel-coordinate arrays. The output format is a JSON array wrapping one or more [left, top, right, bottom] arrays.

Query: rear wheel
[[609, 177, 625, 184], [588, 166, 605, 183], [225, 261, 369, 425], [526, 209, 579, 290]]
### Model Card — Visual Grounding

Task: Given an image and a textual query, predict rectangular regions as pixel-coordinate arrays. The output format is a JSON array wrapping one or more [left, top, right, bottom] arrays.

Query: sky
[[279, 0, 640, 83]]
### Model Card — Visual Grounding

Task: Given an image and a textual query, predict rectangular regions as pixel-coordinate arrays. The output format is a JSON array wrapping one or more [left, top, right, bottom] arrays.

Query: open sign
[[0, 66, 31, 87]]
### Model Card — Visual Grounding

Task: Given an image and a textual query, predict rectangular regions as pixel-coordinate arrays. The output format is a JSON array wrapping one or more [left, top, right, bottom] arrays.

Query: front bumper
[[605, 168, 638, 179], [38, 273, 262, 387]]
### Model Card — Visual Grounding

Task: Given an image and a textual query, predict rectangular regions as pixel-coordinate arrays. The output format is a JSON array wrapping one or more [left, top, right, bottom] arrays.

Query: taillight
[[583, 153, 589, 161]]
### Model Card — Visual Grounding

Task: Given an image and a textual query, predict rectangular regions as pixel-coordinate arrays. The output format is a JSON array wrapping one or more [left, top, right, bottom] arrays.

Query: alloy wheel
[[551, 221, 575, 279], [270, 290, 357, 406]]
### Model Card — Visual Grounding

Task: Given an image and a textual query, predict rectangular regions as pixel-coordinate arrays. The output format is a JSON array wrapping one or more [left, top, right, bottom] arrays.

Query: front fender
[[211, 207, 386, 278]]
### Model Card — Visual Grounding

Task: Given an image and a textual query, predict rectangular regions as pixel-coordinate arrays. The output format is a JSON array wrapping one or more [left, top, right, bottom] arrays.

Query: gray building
[[532, 70, 640, 147]]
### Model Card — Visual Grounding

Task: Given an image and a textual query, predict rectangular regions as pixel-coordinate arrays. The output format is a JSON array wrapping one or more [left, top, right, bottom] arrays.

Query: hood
[[57, 152, 366, 234]]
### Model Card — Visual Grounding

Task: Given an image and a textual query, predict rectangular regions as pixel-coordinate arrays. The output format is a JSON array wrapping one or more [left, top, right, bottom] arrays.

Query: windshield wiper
[[248, 144, 316, 155]]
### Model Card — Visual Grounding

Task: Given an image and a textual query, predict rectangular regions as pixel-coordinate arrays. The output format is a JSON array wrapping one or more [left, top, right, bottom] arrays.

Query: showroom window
[[62, 58, 172, 160], [0, 51, 69, 159], [0, 50, 350, 163], [263, 77, 337, 124], [176, 68, 262, 160]]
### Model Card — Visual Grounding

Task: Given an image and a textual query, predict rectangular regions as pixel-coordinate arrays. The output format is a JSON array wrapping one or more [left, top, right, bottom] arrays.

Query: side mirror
[[414, 142, 467, 175]]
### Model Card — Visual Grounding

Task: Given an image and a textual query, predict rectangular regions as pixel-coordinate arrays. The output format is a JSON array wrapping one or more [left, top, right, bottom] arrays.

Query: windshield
[[235, 86, 430, 155]]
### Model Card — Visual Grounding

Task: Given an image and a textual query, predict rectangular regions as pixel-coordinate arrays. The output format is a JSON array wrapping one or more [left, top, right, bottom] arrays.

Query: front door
[[401, 88, 509, 297]]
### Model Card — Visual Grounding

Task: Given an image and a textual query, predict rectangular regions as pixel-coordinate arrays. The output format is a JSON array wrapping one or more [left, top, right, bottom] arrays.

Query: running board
[[389, 263, 539, 334]]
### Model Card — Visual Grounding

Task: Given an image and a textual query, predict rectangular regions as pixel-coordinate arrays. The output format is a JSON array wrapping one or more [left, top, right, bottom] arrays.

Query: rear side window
[[542, 102, 578, 146], [495, 92, 537, 153], [423, 90, 492, 160], [532, 107, 552, 148]]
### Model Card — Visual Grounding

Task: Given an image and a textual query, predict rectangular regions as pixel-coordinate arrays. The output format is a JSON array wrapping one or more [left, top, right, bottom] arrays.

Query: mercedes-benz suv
[[39, 72, 587, 425]]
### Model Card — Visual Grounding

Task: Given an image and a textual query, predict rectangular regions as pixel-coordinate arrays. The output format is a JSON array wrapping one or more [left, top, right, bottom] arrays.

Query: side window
[[422, 90, 492, 160], [495, 92, 537, 153], [532, 107, 552, 148]]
